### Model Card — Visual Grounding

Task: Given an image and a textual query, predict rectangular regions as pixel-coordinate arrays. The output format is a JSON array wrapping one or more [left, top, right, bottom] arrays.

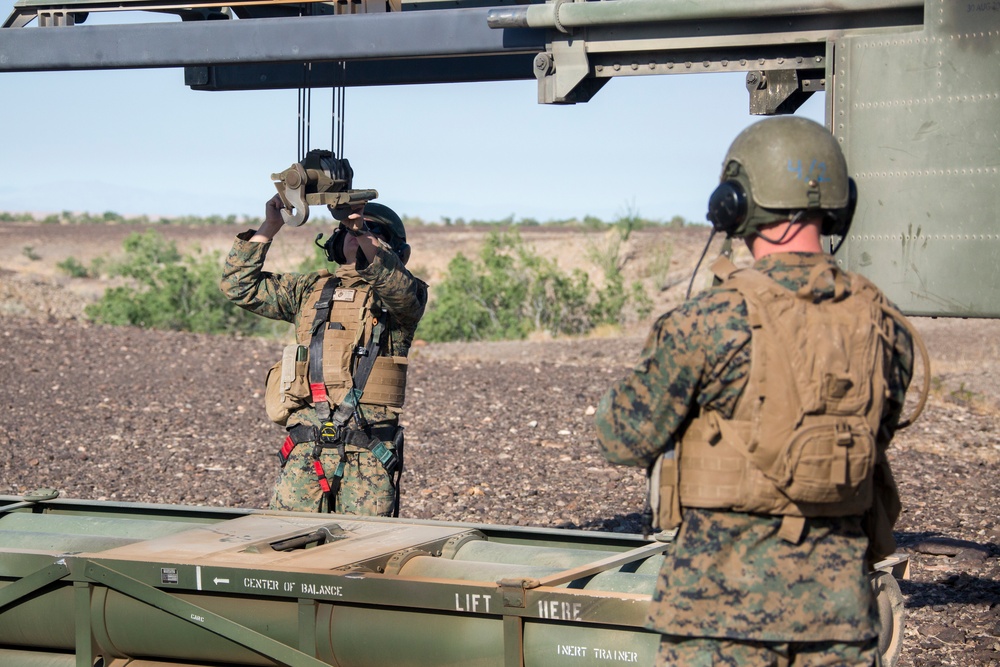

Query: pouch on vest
[[650, 451, 683, 531], [362, 356, 408, 409], [264, 344, 310, 425], [772, 416, 876, 507]]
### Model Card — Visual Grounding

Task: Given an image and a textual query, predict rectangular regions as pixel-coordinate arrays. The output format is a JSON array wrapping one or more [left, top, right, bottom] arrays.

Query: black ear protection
[[315, 227, 348, 264], [706, 164, 857, 238], [706, 175, 750, 237]]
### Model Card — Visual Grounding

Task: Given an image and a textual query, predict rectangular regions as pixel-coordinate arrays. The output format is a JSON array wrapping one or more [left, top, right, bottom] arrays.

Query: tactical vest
[[294, 273, 408, 410], [264, 272, 408, 426], [655, 258, 895, 534]]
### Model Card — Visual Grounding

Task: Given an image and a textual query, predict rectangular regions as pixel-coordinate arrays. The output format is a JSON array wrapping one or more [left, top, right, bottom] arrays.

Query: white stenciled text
[[300, 583, 343, 597], [244, 577, 279, 591], [537, 599, 582, 621], [593, 648, 639, 663], [454, 592, 492, 613]]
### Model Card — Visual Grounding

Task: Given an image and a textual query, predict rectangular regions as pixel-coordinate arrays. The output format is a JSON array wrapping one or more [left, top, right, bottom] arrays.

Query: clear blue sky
[[0, 6, 825, 224]]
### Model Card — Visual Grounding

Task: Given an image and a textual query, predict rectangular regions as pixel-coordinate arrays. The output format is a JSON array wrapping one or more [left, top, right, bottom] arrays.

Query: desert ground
[[0, 220, 997, 666]]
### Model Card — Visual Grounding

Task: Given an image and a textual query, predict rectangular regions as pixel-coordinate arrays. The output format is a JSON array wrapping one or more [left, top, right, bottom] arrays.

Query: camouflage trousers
[[269, 440, 396, 516], [655, 636, 880, 667]]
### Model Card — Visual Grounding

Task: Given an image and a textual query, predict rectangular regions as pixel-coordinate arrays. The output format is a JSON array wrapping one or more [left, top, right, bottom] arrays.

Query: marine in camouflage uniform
[[221, 196, 426, 515], [595, 118, 920, 666]]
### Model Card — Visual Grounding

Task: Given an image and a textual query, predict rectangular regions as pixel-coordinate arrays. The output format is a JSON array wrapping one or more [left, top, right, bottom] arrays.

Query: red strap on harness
[[313, 460, 332, 493], [278, 436, 296, 467], [310, 382, 329, 405]]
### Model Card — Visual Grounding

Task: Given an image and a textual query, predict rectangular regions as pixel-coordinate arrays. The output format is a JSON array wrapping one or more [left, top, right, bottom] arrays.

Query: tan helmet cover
[[723, 116, 850, 211]]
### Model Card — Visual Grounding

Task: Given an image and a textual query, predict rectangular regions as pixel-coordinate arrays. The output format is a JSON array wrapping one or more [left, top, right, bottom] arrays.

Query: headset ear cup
[[707, 180, 749, 236], [327, 227, 348, 264], [398, 243, 411, 266], [822, 177, 858, 236], [843, 177, 858, 230]]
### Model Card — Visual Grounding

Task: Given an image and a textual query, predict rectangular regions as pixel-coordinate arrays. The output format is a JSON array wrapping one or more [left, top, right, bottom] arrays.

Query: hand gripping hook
[[271, 149, 368, 227], [272, 162, 311, 226]]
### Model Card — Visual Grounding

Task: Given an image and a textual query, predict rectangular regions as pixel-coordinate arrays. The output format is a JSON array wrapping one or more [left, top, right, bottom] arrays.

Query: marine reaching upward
[[221, 195, 427, 516], [596, 117, 928, 666]]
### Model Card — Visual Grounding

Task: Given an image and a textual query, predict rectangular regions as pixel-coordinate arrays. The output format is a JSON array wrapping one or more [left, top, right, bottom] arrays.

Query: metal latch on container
[[498, 577, 539, 609]]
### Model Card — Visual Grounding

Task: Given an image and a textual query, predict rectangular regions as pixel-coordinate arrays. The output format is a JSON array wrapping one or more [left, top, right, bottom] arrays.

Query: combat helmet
[[362, 202, 409, 262], [706, 116, 857, 238], [317, 201, 411, 265]]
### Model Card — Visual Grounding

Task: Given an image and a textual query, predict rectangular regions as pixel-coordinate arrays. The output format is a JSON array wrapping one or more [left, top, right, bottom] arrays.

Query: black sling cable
[[299, 63, 312, 160], [332, 61, 346, 158], [296, 3, 315, 161]]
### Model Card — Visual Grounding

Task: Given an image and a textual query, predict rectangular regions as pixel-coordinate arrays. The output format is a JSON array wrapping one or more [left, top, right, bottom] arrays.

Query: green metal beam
[[83, 561, 328, 667], [0, 561, 70, 611]]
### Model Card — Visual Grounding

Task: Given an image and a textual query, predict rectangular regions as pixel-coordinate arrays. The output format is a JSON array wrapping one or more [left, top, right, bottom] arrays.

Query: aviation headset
[[706, 162, 858, 239]]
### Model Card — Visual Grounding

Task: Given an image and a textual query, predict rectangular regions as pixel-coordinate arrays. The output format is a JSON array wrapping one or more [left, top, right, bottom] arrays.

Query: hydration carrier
[[656, 257, 897, 538]]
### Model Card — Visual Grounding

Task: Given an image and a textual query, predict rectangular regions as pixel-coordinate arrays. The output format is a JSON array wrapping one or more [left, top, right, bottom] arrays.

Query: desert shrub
[[419, 229, 648, 342], [85, 230, 269, 336], [56, 256, 95, 278]]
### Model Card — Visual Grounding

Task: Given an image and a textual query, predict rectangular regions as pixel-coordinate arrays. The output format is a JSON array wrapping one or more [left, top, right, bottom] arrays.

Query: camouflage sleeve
[[595, 302, 708, 468], [595, 290, 753, 469], [219, 230, 318, 323], [357, 241, 428, 328]]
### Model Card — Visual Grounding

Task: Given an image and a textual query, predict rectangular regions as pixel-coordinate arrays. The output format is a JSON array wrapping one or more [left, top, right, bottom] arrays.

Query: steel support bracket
[[873, 552, 911, 581], [498, 577, 538, 609], [535, 540, 670, 588], [74, 580, 96, 667], [747, 68, 822, 115], [536, 30, 606, 105], [502, 614, 525, 667]]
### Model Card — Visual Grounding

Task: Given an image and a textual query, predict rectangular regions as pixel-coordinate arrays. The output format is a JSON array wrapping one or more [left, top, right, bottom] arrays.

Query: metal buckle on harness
[[319, 421, 340, 444]]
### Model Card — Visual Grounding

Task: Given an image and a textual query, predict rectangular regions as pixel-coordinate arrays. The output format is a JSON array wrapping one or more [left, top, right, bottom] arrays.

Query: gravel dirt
[[0, 222, 997, 666]]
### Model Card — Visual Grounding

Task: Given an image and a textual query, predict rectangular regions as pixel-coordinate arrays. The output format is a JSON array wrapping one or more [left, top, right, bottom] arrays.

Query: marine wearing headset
[[595, 116, 926, 666]]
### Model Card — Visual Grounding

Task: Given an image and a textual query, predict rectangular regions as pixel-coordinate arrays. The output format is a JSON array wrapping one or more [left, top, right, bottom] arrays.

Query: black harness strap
[[308, 277, 341, 422], [329, 311, 387, 429]]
